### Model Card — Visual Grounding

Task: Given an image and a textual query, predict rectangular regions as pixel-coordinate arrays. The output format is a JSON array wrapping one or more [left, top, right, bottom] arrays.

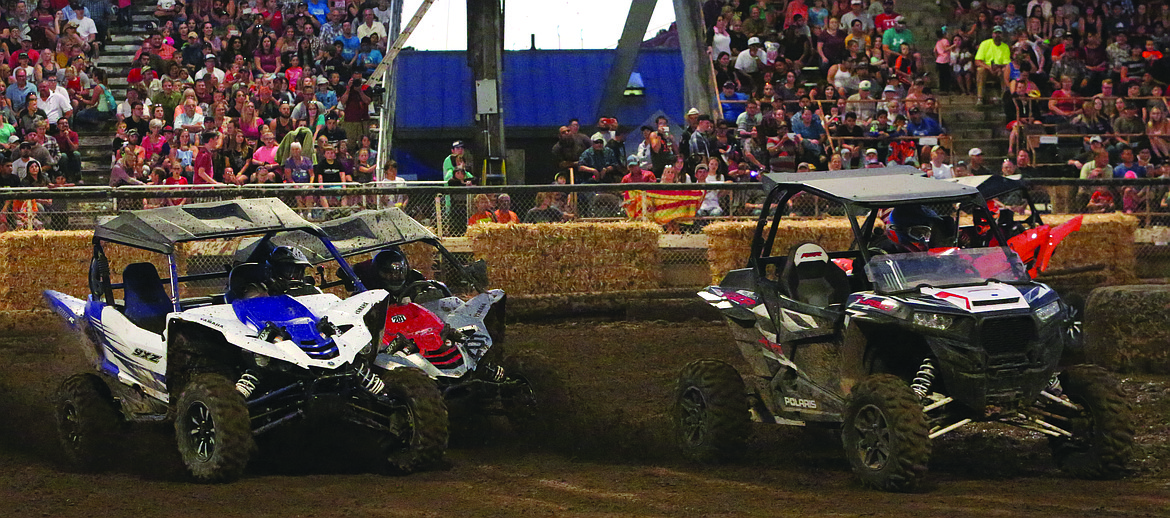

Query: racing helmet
[[888, 205, 943, 252], [267, 246, 311, 292], [373, 249, 409, 291]]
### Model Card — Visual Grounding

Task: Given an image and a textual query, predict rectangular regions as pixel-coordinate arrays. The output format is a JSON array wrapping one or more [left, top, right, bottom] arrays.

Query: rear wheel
[[1046, 365, 1134, 479], [378, 367, 449, 472], [673, 359, 750, 463], [841, 374, 931, 492], [174, 374, 255, 483], [55, 373, 122, 471]]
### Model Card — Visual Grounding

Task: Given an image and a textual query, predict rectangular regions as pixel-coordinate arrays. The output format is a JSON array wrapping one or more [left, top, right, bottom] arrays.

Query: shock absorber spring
[[355, 362, 386, 395], [910, 358, 936, 399], [235, 372, 260, 398]]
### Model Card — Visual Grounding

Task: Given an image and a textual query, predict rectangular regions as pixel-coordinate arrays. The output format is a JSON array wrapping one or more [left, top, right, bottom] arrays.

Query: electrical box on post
[[475, 80, 498, 114]]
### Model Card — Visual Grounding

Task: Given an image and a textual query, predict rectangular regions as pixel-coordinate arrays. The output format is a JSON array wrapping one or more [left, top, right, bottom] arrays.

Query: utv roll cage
[[88, 198, 366, 313], [749, 167, 1010, 290]]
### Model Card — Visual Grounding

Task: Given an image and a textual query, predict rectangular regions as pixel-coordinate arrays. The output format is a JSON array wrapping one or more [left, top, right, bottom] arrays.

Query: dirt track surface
[[1, 322, 1168, 517]]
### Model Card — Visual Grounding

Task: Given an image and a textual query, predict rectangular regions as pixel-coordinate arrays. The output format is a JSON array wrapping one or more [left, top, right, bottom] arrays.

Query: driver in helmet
[[880, 205, 945, 253], [265, 246, 320, 296], [353, 247, 425, 301]]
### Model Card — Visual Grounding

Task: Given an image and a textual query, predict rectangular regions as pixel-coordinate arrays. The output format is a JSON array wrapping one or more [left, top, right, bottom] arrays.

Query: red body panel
[[381, 303, 463, 366]]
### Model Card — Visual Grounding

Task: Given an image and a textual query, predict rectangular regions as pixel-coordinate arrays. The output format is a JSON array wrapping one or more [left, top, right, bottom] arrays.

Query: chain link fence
[[1, 179, 1169, 286]]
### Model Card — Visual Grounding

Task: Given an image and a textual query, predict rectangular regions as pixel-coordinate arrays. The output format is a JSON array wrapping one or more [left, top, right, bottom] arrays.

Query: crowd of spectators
[[101, 0, 398, 214], [532, 0, 1170, 220], [538, 0, 954, 222], [3, 0, 1170, 228]]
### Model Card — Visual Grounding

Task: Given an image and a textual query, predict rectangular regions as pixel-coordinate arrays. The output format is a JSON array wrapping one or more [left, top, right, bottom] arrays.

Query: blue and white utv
[[45, 198, 448, 482]]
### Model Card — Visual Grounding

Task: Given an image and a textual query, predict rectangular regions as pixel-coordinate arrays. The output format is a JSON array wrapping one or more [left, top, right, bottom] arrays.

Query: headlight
[[1035, 300, 1062, 323], [913, 312, 954, 331]]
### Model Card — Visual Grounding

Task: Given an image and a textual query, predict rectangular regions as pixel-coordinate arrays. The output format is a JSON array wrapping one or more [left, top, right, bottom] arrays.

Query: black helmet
[[889, 205, 942, 253], [373, 249, 409, 291], [267, 246, 310, 291]]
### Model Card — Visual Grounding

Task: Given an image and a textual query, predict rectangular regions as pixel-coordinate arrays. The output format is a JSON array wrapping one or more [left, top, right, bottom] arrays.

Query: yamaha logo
[[391, 314, 406, 323]]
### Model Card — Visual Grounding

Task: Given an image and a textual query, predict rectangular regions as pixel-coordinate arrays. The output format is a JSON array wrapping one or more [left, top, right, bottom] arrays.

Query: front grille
[[979, 317, 1036, 356]]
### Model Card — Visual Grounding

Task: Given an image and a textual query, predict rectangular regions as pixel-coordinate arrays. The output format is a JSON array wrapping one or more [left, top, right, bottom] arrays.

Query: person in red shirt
[[621, 155, 657, 183], [54, 118, 81, 182], [164, 161, 189, 206], [1047, 75, 1079, 123], [193, 130, 222, 185], [1142, 39, 1164, 62], [338, 69, 371, 150], [874, 0, 900, 32]]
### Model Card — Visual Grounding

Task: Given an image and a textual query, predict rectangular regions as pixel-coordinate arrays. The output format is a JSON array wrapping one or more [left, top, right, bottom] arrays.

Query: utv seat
[[226, 263, 269, 302], [781, 243, 850, 308], [123, 262, 173, 334]]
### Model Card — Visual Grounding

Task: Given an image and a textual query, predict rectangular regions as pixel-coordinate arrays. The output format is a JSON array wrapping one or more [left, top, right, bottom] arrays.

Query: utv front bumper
[[927, 313, 1064, 413]]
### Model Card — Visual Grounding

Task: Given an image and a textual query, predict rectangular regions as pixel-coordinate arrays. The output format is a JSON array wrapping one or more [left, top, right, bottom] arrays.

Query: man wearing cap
[[864, 148, 883, 168], [974, 26, 1011, 104], [195, 54, 225, 84], [968, 148, 992, 176], [321, 113, 348, 144], [621, 155, 656, 183], [734, 37, 769, 93], [689, 115, 717, 166], [5, 67, 35, 113], [181, 31, 206, 70], [841, 0, 873, 33], [880, 15, 915, 58], [874, 0, 900, 32], [719, 81, 748, 122], [906, 106, 943, 137], [443, 140, 470, 182], [578, 134, 619, 183], [846, 80, 876, 121]]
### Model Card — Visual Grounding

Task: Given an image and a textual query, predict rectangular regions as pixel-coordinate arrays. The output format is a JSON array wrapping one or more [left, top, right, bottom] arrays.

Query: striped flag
[[624, 190, 703, 224]]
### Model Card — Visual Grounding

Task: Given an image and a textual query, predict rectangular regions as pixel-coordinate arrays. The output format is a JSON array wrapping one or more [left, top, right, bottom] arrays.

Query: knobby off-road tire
[[1047, 364, 1134, 479], [55, 373, 123, 471], [501, 351, 572, 441], [841, 374, 931, 492], [174, 373, 255, 483], [378, 367, 449, 473], [673, 359, 750, 463]]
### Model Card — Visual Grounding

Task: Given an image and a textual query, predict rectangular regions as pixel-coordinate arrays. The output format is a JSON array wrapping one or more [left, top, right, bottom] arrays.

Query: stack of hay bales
[[0, 231, 174, 311], [467, 223, 662, 295], [705, 219, 854, 284], [1041, 214, 1138, 285]]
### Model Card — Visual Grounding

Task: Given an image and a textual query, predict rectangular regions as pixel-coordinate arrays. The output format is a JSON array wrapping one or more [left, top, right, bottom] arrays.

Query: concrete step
[[101, 44, 140, 55], [109, 34, 142, 45]]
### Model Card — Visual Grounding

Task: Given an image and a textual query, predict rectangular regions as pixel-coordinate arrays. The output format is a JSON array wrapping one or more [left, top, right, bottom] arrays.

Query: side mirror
[[464, 259, 489, 288]]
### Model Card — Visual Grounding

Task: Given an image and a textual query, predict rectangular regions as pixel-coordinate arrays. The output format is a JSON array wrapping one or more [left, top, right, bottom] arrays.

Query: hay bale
[[704, 219, 854, 284], [0, 231, 178, 311], [1083, 285, 1170, 374], [1042, 214, 1137, 285], [467, 222, 662, 295]]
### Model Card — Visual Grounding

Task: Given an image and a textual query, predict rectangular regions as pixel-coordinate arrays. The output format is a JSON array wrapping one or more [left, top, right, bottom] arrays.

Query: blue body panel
[[232, 295, 338, 359]]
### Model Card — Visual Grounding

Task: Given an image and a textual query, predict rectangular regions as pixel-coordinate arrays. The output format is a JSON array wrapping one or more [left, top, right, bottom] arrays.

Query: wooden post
[[672, 0, 718, 118]]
